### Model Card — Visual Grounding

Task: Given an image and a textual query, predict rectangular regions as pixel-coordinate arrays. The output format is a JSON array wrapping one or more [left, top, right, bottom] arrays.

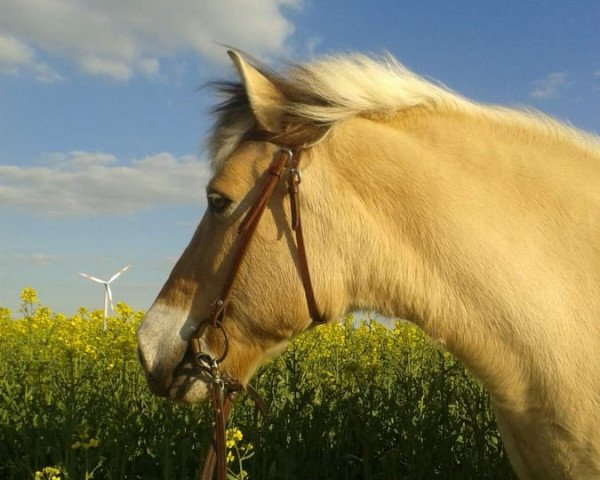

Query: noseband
[[190, 134, 324, 480]]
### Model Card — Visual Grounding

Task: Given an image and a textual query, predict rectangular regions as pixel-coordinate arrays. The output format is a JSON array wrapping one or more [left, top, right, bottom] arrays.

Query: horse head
[[136, 51, 347, 402]]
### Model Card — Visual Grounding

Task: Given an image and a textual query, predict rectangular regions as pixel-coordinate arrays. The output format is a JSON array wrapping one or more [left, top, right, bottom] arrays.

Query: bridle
[[189, 133, 325, 480]]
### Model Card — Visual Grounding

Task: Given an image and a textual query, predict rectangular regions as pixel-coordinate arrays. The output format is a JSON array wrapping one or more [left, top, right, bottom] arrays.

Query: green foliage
[[0, 290, 515, 479]]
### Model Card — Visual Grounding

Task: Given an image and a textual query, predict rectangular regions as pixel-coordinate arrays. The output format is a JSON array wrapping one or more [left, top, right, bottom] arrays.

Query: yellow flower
[[115, 302, 132, 318], [225, 427, 243, 447], [34, 466, 62, 479], [0, 307, 11, 321], [20, 287, 38, 304]]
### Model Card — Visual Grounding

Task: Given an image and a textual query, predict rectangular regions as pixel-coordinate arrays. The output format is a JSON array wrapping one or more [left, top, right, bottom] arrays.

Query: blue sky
[[1, 0, 599, 315]]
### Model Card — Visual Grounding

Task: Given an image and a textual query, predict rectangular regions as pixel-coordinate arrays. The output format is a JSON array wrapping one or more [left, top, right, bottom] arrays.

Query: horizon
[[1, 0, 599, 315]]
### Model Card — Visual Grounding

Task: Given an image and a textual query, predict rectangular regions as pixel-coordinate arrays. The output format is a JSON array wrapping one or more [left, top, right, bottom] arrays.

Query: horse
[[137, 50, 600, 480]]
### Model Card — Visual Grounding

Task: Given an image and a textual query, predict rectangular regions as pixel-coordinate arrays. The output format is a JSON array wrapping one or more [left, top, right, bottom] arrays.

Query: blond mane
[[208, 53, 599, 167]]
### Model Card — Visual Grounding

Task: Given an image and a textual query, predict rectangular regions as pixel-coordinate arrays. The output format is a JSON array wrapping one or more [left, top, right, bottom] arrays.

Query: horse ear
[[228, 50, 285, 133]]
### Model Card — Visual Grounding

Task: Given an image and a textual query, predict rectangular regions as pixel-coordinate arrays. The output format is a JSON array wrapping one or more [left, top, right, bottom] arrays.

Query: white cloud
[[78, 56, 134, 82], [29, 61, 64, 83], [530, 72, 569, 99], [0, 32, 33, 64], [28, 253, 57, 265], [0, 252, 86, 267], [0, 151, 211, 217], [0, 31, 63, 82], [0, 0, 301, 81]]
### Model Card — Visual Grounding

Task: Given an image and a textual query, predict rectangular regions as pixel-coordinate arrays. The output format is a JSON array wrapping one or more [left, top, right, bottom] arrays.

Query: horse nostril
[[136, 346, 148, 372], [137, 347, 172, 397], [137, 346, 157, 377], [145, 371, 171, 397]]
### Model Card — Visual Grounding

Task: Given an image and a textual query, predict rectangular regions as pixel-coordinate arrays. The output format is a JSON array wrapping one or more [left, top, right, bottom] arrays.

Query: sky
[[1, 0, 599, 315]]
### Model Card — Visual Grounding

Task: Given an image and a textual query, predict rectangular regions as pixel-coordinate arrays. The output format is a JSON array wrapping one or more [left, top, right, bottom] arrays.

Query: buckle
[[278, 147, 294, 165]]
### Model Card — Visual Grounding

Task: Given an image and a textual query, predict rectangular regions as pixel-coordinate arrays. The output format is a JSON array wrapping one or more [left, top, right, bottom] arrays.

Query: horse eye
[[207, 193, 232, 215]]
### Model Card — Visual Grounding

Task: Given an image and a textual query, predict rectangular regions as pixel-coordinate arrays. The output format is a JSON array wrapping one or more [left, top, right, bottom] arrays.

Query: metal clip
[[195, 353, 218, 371], [288, 168, 302, 185], [213, 377, 225, 392], [277, 147, 294, 167]]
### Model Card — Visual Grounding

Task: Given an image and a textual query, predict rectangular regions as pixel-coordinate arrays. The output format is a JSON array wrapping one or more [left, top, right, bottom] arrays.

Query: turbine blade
[[108, 265, 130, 283], [107, 285, 114, 312], [103, 289, 109, 318], [79, 272, 106, 284]]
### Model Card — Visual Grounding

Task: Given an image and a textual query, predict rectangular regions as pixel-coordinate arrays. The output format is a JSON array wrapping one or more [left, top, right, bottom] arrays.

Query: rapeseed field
[[0, 289, 514, 479]]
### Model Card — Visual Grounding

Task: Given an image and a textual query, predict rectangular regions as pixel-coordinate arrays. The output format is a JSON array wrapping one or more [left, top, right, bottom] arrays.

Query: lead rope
[[197, 357, 268, 480]]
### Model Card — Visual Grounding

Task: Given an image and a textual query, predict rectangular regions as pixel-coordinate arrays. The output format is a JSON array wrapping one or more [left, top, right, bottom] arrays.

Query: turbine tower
[[79, 265, 130, 324]]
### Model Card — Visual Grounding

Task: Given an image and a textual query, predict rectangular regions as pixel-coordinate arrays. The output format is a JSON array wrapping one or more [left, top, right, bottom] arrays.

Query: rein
[[190, 136, 324, 480]]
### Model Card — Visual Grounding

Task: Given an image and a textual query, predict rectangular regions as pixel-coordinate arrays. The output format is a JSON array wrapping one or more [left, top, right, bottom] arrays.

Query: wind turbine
[[79, 265, 131, 323]]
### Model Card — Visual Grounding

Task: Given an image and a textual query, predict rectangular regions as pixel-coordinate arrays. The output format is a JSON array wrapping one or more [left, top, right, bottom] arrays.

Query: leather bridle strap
[[194, 141, 324, 480], [200, 376, 268, 480], [204, 384, 232, 480], [286, 149, 323, 324], [199, 143, 324, 342]]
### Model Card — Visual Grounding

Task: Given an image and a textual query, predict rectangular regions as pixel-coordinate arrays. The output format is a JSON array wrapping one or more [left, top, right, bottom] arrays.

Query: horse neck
[[315, 110, 600, 406]]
